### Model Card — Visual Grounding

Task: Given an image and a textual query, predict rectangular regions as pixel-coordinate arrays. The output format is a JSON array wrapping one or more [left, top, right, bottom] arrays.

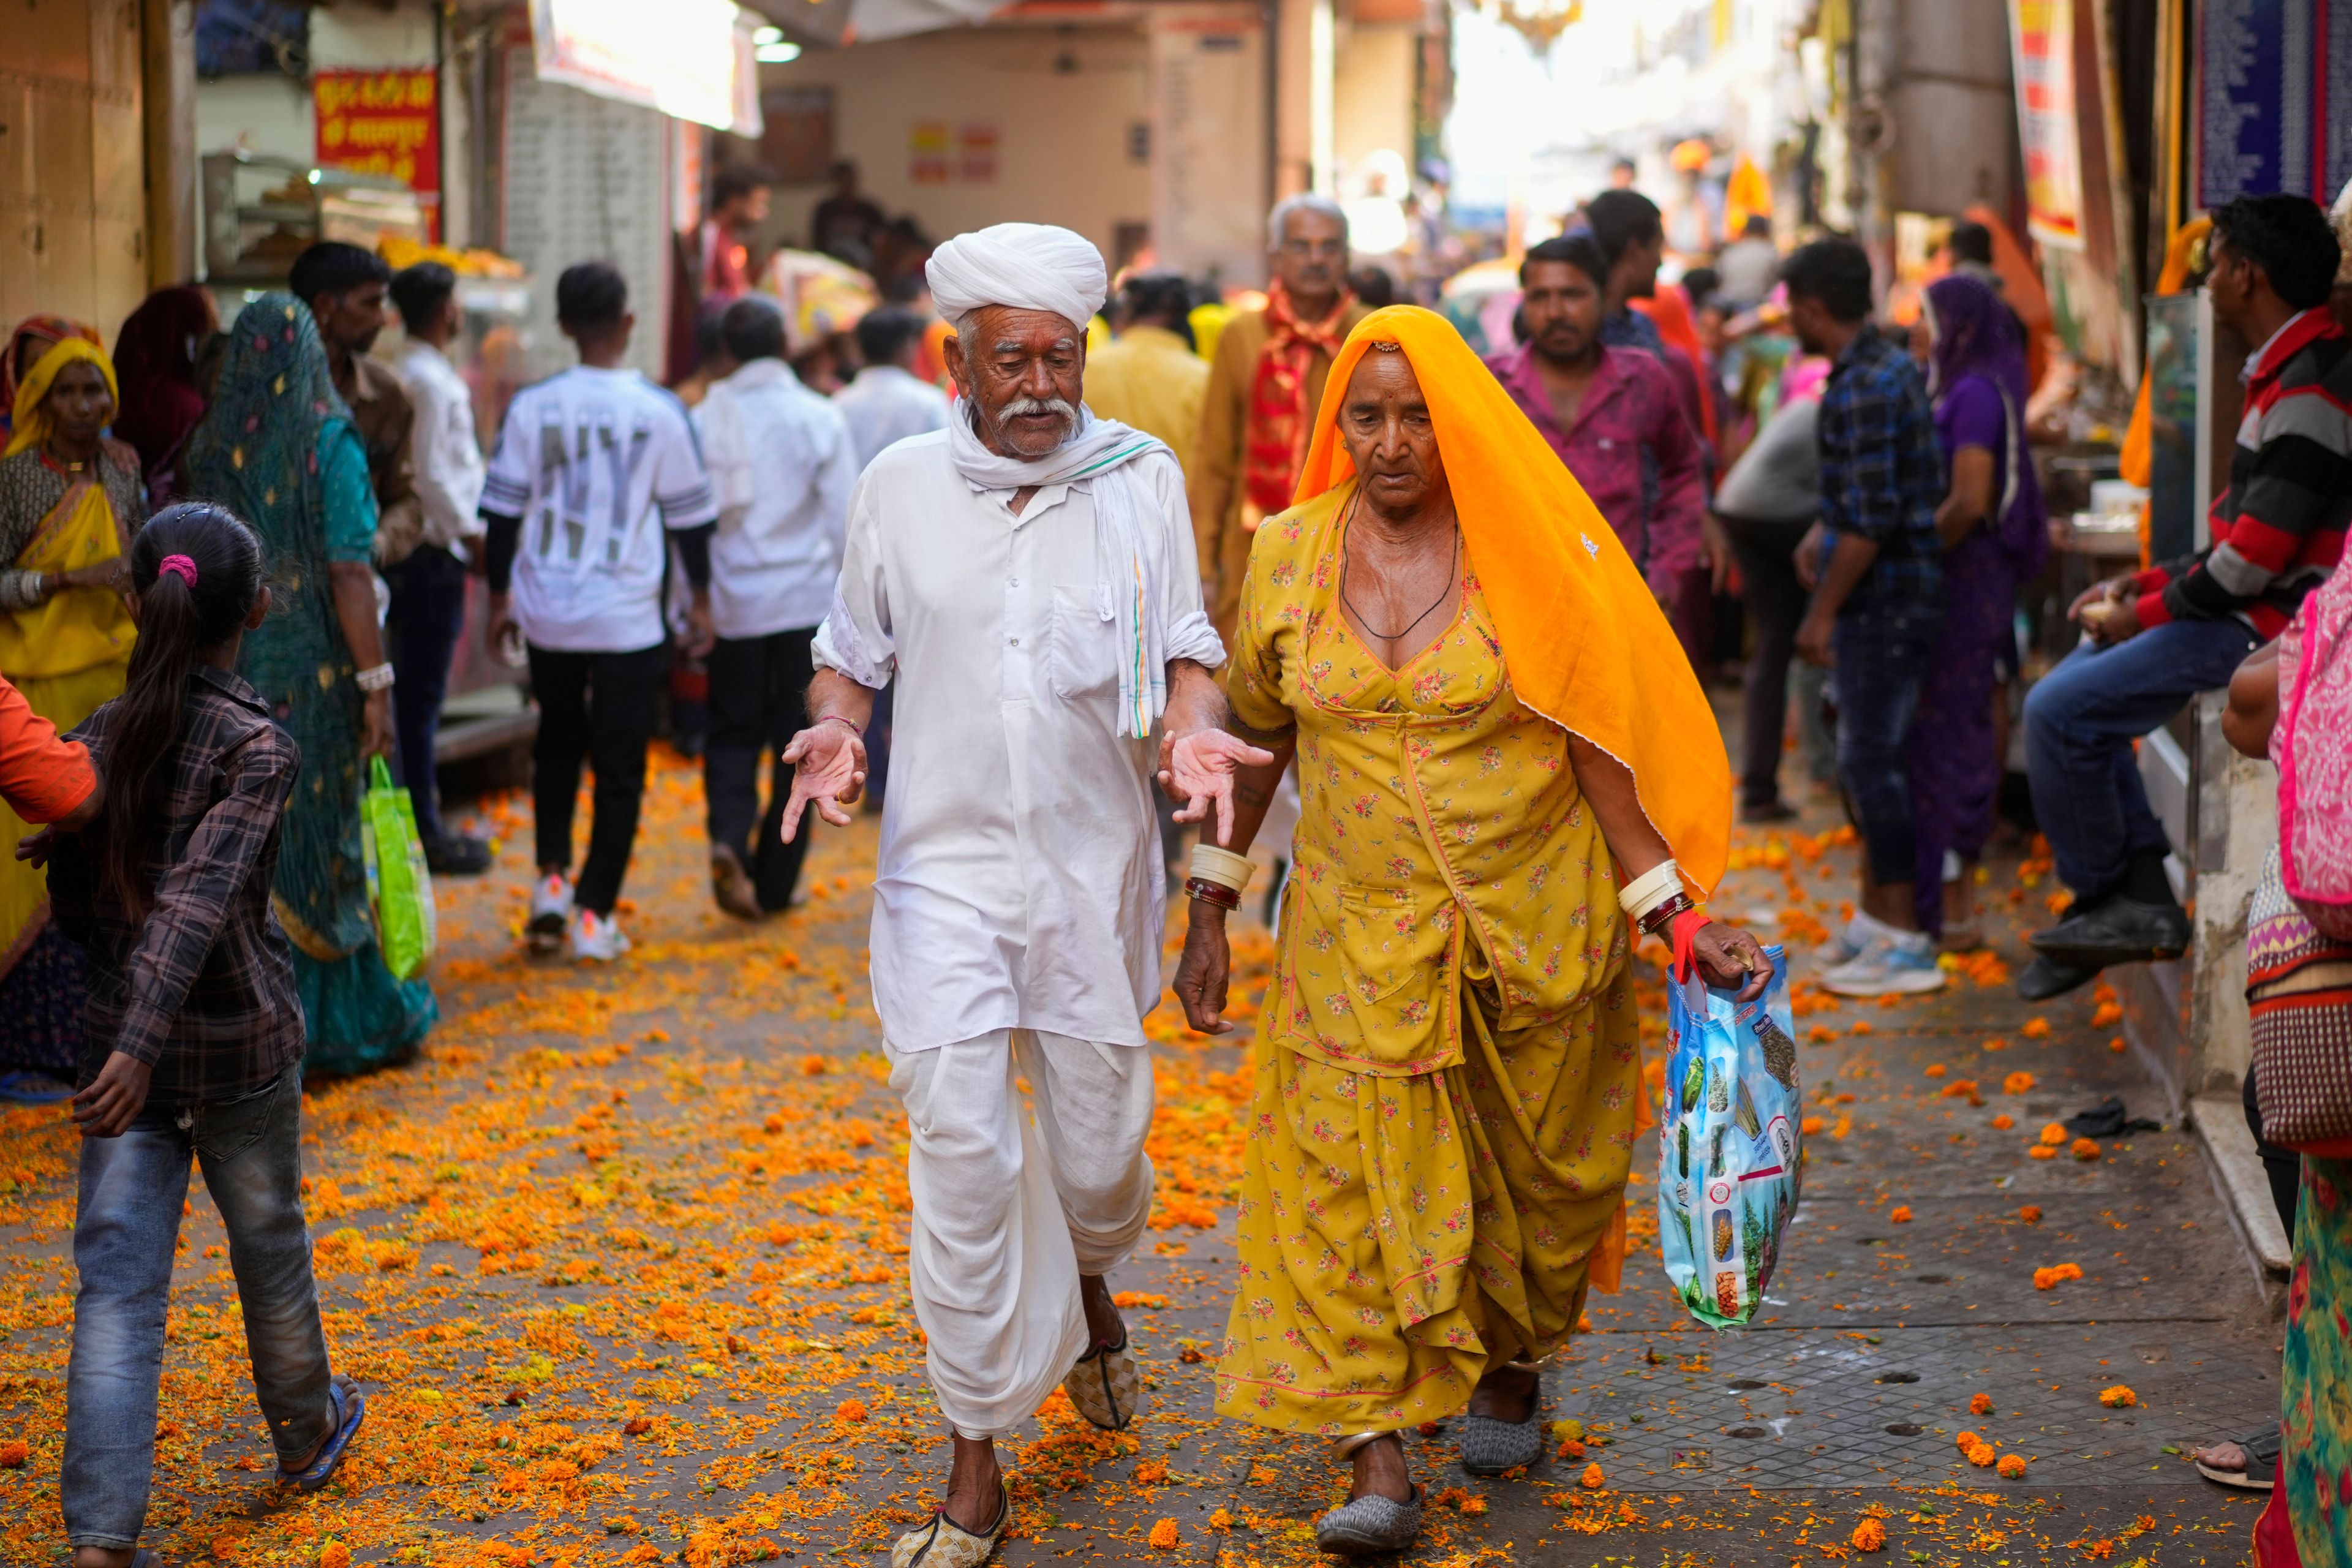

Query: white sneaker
[[568, 908, 631, 962], [1820, 928, 1945, 996], [1814, 912, 1871, 968], [527, 873, 572, 954]]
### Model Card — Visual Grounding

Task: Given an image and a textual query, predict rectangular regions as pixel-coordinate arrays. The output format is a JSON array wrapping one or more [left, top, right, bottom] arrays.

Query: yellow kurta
[[1213, 482, 1642, 1435]]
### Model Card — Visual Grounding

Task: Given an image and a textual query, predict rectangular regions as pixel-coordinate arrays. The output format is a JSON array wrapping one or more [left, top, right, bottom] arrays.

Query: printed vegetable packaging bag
[[1658, 943, 1801, 1327], [360, 753, 437, 980]]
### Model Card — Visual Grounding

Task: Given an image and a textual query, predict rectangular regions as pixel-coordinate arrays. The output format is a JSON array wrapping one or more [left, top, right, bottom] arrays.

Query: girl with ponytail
[[51, 502, 368, 1566]]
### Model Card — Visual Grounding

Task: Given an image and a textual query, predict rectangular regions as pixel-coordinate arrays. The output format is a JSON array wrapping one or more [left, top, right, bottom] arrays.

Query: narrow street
[[0, 742, 2283, 1567]]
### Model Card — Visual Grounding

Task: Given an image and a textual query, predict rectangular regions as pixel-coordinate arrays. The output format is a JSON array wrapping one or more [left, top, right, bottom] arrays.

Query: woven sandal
[[1316, 1434, 1423, 1555], [1458, 1358, 1545, 1476], [892, 1481, 1011, 1568], [1063, 1335, 1142, 1431]]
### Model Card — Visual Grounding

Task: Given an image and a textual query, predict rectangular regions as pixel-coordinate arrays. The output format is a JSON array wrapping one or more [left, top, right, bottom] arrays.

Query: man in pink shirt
[[1485, 235, 1705, 603]]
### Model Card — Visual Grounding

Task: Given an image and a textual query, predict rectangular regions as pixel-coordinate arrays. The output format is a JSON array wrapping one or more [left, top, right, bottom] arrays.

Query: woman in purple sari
[[1911, 273, 2046, 947]]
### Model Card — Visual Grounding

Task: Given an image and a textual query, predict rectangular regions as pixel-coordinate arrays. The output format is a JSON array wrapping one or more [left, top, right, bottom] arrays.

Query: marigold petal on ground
[[2002, 1071, 2035, 1094], [2071, 1137, 2103, 1161], [1956, 1430, 1978, 1449], [2029, 1145, 2059, 1160], [2099, 1384, 2138, 1408], [1991, 1113, 2015, 1129], [1997, 1452, 2029, 1478], [1581, 1463, 1607, 1489], [1852, 1518, 1887, 1552], [1969, 1392, 1993, 1415], [2022, 1017, 2051, 1038], [1966, 1441, 1996, 1466], [834, 1398, 867, 1422], [1889, 1206, 1913, 1223], [1925, 1064, 1948, 1079], [1148, 1518, 1180, 1550], [2040, 1122, 2068, 1145], [2019, 1205, 2043, 1223], [0, 1441, 24, 1468], [2109, 1035, 2128, 1054], [320, 1545, 351, 1568]]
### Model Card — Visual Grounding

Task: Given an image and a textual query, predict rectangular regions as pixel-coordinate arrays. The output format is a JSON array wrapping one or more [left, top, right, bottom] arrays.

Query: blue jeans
[[2022, 616, 2260, 904], [66, 1069, 334, 1548], [385, 544, 470, 842], [1834, 604, 1942, 887]]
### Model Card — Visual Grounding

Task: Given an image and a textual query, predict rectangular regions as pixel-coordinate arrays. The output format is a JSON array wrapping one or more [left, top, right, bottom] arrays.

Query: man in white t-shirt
[[389, 260, 493, 875], [834, 306, 952, 470], [690, 296, 856, 918], [479, 262, 720, 960]]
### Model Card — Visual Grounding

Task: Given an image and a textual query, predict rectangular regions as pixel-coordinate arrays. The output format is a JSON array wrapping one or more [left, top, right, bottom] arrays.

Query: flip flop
[[277, 1375, 365, 1492], [2193, 1425, 2279, 1491], [0, 1069, 74, 1105]]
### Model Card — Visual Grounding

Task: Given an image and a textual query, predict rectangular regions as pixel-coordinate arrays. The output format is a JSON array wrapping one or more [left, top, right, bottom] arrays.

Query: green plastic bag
[[360, 754, 437, 979]]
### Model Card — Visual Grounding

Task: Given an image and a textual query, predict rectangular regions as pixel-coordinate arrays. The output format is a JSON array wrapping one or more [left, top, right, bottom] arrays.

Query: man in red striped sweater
[[2019, 194, 2348, 1000]]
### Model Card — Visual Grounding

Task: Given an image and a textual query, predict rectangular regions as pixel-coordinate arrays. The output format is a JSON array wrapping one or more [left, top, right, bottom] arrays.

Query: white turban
[[925, 222, 1107, 333]]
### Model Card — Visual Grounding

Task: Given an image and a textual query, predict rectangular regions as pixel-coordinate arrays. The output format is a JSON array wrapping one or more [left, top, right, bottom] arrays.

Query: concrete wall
[[756, 25, 1156, 266], [1333, 20, 1412, 181], [1150, 9, 1272, 286], [1885, 0, 2016, 217]]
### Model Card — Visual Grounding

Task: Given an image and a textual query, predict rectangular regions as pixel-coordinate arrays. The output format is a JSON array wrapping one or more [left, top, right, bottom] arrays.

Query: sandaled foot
[[2193, 1426, 2280, 1491], [892, 1481, 1009, 1568], [277, 1374, 364, 1491]]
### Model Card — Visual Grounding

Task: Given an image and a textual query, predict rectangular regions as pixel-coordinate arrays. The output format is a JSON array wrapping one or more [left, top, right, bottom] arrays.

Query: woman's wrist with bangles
[[1186, 844, 1252, 911]]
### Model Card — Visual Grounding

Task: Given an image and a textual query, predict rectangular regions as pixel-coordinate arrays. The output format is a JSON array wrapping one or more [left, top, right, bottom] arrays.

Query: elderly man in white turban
[[780, 222, 1267, 1567]]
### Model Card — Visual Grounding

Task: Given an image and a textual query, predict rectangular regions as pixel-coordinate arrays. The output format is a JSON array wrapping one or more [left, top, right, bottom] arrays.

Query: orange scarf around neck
[[1242, 279, 1355, 524]]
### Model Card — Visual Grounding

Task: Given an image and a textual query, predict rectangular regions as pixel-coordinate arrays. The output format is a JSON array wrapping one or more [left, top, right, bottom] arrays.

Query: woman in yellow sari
[[1167, 306, 1770, 1554], [0, 339, 141, 1101]]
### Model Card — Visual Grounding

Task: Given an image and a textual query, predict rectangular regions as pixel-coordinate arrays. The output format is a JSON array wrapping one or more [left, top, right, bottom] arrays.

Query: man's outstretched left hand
[[1158, 728, 1275, 848]]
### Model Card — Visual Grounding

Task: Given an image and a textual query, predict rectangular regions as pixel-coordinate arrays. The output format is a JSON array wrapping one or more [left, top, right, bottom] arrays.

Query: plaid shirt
[[1817, 324, 1946, 616], [53, 665, 306, 1104]]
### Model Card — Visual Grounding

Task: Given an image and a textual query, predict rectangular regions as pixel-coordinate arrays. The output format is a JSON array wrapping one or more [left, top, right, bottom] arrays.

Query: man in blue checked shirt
[[1786, 238, 1949, 998]]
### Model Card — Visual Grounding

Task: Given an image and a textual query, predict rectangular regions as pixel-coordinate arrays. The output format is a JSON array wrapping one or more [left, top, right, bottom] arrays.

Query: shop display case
[[200, 152, 429, 285]]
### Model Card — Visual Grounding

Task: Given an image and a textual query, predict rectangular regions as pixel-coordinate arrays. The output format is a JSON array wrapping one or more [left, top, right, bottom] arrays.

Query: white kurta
[[812, 429, 1223, 1050]]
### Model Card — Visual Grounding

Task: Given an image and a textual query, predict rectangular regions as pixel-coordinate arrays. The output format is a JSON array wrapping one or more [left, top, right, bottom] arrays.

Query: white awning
[[530, 0, 764, 135]]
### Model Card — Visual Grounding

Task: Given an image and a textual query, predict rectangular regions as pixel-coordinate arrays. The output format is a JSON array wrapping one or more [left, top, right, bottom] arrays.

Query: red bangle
[[816, 714, 863, 737], [1185, 877, 1240, 910], [1636, 891, 1695, 938]]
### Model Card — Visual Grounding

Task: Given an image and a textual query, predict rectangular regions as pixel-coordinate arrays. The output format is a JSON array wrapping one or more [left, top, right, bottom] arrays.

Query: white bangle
[[355, 663, 396, 693], [1189, 843, 1254, 892], [1616, 859, 1683, 922]]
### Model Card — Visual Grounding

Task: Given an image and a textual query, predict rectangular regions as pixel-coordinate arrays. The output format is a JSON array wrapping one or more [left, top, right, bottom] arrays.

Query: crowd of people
[[8, 162, 2352, 1566]]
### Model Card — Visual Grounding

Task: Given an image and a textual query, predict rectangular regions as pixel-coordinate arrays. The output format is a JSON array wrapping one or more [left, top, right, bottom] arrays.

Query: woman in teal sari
[[184, 294, 435, 1072]]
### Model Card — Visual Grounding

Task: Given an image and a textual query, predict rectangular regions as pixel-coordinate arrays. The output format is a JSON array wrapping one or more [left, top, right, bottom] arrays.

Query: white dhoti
[[887, 1030, 1156, 1439]]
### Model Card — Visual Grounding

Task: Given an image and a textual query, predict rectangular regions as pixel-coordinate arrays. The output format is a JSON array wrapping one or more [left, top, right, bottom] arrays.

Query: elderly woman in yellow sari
[[0, 338, 141, 1102], [1165, 306, 1770, 1555]]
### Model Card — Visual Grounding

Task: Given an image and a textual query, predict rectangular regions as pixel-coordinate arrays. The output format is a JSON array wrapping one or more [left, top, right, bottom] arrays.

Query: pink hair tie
[[157, 555, 198, 588]]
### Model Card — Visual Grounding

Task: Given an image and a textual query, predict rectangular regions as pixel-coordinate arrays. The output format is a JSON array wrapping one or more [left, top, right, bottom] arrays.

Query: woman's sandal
[[1458, 1358, 1546, 1476], [2193, 1425, 2280, 1491], [1062, 1335, 1142, 1432], [891, 1480, 1011, 1568], [276, 1374, 366, 1492], [1314, 1433, 1424, 1556]]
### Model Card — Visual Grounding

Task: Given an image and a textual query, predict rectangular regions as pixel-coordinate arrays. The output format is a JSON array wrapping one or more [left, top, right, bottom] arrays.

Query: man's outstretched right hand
[[778, 721, 868, 842]]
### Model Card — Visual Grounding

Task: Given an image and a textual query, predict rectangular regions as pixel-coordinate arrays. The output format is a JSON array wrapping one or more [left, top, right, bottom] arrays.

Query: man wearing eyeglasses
[[1192, 195, 1370, 644]]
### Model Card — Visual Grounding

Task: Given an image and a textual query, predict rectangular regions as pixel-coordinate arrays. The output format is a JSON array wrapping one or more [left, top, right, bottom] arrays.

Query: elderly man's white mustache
[[995, 396, 1077, 423]]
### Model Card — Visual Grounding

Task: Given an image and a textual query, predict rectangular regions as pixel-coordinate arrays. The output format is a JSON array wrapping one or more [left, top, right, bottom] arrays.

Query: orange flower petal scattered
[[1966, 1441, 1997, 1467], [2034, 1262, 2085, 1290], [1997, 1452, 2029, 1478], [1925, 1064, 1948, 1079], [2071, 1137, 2103, 1161], [1888, 1206, 1913, 1223], [1955, 1430, 1979, 1450], [2109, 1035, 2129, 1054], [1580, 1463, 1607, 1489], [1852, 1518, 1887, 1552], [2002, 1071, 2036, 1094], [2099, 1384, 2138, 1408], [2019, 1205, 2043, 1223], [1969, 1392, 1994, 1415], [2021, 1017, 2051, 1038], [2040, 1122, 2070, 1145], [1148, 1517, 1181, 1550], [1991, 1114, 2015, 1129], [0, 1440, 24, 1469]]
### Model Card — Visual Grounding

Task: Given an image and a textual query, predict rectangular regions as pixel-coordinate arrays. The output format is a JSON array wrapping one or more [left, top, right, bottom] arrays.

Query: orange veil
[[1292, 305, 1732, 898]]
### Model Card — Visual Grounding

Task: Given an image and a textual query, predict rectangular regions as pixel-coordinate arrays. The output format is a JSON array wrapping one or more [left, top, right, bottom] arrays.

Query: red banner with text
[[315, 68, 441, 239]]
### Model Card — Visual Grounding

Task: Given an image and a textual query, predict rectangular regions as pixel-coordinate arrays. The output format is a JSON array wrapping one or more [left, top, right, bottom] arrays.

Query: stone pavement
[[0, 753, 2285, 1567]]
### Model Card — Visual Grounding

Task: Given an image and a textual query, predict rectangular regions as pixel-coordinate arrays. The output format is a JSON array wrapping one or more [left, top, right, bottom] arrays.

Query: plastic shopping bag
[[1657, 943, 1801, 1328], [360, 754, 437, 980]]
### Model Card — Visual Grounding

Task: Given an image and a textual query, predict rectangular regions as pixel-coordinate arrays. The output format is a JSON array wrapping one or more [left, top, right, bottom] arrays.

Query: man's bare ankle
[[72, 1548, 135, 1568]]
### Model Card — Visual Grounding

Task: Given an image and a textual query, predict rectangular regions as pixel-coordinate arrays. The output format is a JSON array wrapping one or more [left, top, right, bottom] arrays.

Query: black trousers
[[384, 545, 469, 842], [703, 627, 816, 912], [527, 642, 667, 916], [1721, 513, 1815, 809]]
